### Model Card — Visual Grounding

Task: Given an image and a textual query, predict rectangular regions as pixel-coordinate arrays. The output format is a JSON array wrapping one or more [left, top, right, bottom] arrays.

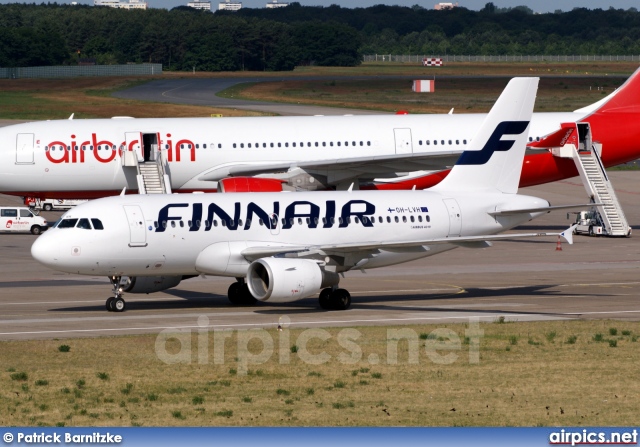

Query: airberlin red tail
[[370, 66, 640, 191]]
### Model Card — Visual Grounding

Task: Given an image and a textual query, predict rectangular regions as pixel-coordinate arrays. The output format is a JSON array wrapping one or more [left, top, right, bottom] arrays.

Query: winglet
[[559, 224, 577, 245]]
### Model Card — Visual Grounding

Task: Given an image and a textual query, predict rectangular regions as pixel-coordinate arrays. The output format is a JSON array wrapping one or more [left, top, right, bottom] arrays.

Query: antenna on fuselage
[[120, 187, 126, 196], [68, 113, 74, 120]]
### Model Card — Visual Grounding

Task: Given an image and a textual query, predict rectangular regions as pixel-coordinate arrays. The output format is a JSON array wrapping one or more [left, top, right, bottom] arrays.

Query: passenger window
[[402, 216, 407, 223], [248, 143, 252, 148], [171, 221, 176, 228], [463, 140, 467, 144], [240, 143, 244, 148], [222, 220, 227, 227], [378, 216, 383, 223], [57, 218, 78, 228], [418, 216, 423, 223], [354, 216, 360, 223], [154, 221, 158, 228], [179, 221, 184, 228], [426, 215, 431, 222], [410, 216, 415, 223], [434, 140, 437, 145], [218, 144, 222, 149], [367, 141, 371, 146], [298, 218, 302, 225], [233, 143, 237, 148], [427, 140, 430, 145], [456, 140, 459, 145], [76, 218, 92, 230], [394, 216, 399, 223], [419, 140, 422, 145], [386, 216, 391, 223], [293, 143, 296, 148]]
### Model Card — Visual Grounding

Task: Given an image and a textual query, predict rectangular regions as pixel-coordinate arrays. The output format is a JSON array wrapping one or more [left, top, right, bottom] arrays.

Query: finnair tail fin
[[432, 77, 538, 194]]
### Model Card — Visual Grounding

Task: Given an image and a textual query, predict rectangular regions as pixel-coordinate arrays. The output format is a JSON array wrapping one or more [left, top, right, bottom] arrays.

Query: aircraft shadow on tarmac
[[48, 283, 608, 316]]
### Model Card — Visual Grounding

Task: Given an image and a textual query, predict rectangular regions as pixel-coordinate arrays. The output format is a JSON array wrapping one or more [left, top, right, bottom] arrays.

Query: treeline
[[0, 4, 360, 70], [1, 3, 640, 71]]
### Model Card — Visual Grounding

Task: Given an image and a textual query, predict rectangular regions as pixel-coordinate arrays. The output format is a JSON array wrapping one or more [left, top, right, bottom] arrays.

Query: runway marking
[[0, 312, 571, 337]]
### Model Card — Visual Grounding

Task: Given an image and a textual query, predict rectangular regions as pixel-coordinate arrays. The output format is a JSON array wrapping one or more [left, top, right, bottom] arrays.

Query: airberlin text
[[44, 133, 194, 164]]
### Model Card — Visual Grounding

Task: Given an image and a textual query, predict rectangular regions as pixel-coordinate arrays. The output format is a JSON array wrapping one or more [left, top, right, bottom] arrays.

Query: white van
[[25, 198, 88, 212], [0, 207, 48, 234]]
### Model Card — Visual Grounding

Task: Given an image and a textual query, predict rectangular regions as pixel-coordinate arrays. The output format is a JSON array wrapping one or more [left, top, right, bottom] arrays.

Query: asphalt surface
[[113, 76, 391, 116], [1, 172, 639, 341]]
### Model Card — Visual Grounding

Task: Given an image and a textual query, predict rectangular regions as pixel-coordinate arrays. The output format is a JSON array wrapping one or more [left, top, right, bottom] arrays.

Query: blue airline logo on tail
[[455, 121, 529, 165]]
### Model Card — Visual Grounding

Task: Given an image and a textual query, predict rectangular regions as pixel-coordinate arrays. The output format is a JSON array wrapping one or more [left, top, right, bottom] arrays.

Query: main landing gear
[[105, 276, 126, 312], [319, 287, 351, 311], [227, 278, 257, 306]]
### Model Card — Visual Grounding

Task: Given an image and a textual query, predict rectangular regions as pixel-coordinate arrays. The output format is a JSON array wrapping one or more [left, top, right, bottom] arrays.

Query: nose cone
[[31, 232, 59, 268]]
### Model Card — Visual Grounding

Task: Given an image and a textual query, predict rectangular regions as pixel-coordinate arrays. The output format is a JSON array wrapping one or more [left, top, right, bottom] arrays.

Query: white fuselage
[[1, 112, 581, 196], [31, 190, 548, 278]]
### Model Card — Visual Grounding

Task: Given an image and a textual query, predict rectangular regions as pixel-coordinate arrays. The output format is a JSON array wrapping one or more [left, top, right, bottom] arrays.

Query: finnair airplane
[[3, 67, 640, 199], [32, 77, 576, 312]]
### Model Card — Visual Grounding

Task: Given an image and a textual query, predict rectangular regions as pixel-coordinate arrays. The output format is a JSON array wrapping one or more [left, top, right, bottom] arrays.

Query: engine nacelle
[[121, 276, 182, 294], [218, 177, 285, 193], [247, 258, 339, 303]]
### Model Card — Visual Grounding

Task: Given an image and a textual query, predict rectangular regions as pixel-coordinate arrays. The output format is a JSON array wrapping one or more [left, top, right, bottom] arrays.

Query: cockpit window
[[76, 218, 92, 230], [91, 219, 104, 230], [57, 218, 78, 228]]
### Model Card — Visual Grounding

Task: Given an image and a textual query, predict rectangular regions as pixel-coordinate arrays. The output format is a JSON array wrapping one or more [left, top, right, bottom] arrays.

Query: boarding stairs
[[549, 122, 630, 237], [121, 140, 172, 195], [138, 162, 170, 194]]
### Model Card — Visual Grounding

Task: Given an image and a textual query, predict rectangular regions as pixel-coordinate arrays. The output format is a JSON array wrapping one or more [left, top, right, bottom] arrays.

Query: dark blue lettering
[[156, 203, 188, 232], [323, 200, 335, 228], [189, 203, 202, 231], [205, 202, 241, 231], [245, 202, 279, 230], [340, 200, 375, 228], [283, 201, 319, 229]]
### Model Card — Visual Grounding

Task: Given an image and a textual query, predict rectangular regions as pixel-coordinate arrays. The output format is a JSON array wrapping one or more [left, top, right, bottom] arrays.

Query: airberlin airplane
[[32, 77, 577, 312], [3, 67, 640, 199]]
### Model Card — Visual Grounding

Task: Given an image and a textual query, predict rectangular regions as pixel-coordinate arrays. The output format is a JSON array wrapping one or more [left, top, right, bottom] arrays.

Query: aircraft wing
[[196, 150, 463, 182], [240, 227, 575, 263]]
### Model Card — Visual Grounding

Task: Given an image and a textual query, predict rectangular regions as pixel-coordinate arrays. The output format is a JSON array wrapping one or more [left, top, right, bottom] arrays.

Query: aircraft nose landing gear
[[106, 276, 126, 312]]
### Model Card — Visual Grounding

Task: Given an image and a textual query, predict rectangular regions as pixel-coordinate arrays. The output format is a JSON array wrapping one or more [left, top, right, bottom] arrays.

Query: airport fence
[[363, 55, 640, 63], [0, 63, 163, 79]]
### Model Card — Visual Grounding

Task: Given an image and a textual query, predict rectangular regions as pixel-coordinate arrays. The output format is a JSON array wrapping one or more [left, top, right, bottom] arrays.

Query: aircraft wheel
[[330, 289, 351, 311], [319, 288, 332, 310], [228, 282, 242, 305], [228, 282, 256, 306], [106, 297, 114, 311], [112, 297, 126, 312]]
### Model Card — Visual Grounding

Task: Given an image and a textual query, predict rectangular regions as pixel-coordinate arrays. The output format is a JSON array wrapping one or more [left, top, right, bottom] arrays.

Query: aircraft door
[[142, 133, 159, 162], [443, 198, 461, 237], [124, 205, 147, 247], [16, 133, 34, 164], [125, 132, 144, 162], [394, 128, 413, 155]]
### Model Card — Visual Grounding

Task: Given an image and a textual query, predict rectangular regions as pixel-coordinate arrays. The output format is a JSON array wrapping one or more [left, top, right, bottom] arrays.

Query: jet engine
[[121, 276, 183, 294], [247, 258, 339, 303], [218, 177, 285, 193]]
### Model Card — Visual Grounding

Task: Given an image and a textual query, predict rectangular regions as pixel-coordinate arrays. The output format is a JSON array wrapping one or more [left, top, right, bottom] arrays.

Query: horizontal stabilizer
[[489, 203, 602, 216]]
